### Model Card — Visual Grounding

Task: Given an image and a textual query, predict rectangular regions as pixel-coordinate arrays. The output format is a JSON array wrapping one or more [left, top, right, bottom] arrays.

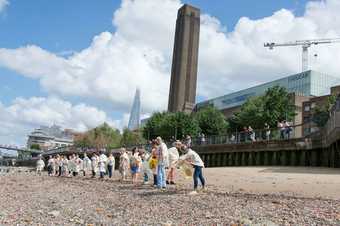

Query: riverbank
[[0, 167, 339, 225]]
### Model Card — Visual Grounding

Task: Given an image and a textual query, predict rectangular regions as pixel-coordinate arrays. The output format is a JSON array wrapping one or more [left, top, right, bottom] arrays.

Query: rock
[[48, 210, 60, 218]]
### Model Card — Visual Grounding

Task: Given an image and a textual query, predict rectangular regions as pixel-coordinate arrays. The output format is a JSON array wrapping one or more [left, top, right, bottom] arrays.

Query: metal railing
[[192, 125, 303, 146]]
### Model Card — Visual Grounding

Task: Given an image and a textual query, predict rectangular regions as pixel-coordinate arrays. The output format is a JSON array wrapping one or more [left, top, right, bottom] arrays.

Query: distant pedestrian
[[156, 137, 168, 189], [284, 120, 292, 139], [149, 141, 158, 187], [185, 135, 192, 147], [248, 126, 255, 142], [91, 153, 99, 178], [278, 121, 285, 139], [82, 153, 91, 176], [36, 156, 45, 176], [130, 147, 141, 185], [264, 123, 270, 141], [119, 149, 130, 181], [107, 153, 115, 178], [98, 151, 108, 179], [47, 156, 54, 176]]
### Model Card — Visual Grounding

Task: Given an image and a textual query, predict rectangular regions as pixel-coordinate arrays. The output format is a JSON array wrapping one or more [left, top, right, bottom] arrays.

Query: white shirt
[[99, 154, 108, 172], [107, 156, 115, 166], [180, 149, 204, 167], [157, 142, 169, 166], [168, 147, 179, 166], [36, 159, 45, 169]]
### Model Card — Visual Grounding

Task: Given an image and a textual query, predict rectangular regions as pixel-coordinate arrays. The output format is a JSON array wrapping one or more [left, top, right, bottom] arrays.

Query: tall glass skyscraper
[[128, 89, 141, 131]]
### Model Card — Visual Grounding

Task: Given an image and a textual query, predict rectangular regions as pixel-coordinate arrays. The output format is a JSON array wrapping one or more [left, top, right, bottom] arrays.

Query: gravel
[[0, 167, 339, 225]]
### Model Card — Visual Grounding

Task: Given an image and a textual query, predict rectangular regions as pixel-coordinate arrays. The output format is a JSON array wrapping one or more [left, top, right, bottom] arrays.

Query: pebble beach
[[0, 166, 340, 226]]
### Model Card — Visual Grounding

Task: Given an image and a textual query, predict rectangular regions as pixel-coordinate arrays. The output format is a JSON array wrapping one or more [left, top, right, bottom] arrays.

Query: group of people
[[36, 152, 116, 178], [36, 136, 206, 193]]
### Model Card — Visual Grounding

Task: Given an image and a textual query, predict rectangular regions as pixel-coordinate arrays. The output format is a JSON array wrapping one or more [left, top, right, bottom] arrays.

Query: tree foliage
[[312, 95, 336, 127], [193, 106, 228, 135], [74, 123, 122, 149], [143, 111, 200, 141], [228, 86, 296, 131], [30, 144, 41, 150], [120, 129, 146, 147]]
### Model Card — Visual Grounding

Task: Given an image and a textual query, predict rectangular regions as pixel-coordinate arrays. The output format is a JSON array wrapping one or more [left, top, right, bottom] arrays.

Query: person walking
[[82, 153, 91, 177], [278, 121, 285, 139], [91, 153, 99, 178], [179, 144, 206, 194], [166, 140, 181, 185], [119, 148, 130, 181], [36, 156, 45, 176], [130, 147, 142, 185], [149, 140, 158, 187], [107, 153, 115, 179], [98, 151, 108, 179], [264, 123, 270, 141], [47, 156, 54, 176], [248, 126, 255, 142], [156, 137, 168, 189]]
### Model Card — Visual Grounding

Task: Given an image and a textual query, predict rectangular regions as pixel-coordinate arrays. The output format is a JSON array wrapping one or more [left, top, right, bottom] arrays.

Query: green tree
[[228, 86, 296, 131], [312, 95, 336, 127], [120, 129, 146, 147], [74, 122, 122, 148], [194, 106, 228, 135], [143, 111, 200, 141], [30, 144, 41, 150]]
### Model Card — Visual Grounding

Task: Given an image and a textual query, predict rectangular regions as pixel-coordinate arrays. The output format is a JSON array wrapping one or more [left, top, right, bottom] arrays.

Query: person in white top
[[91, 153, 99, 178], [166, 140, 181, 185], [82, 153, 91, 177], [107, 153, 115, 178], [119, 149, 130, 181], [179, 144, 205, 192], [98, 151, 108, 179], [156, 137, 168, 189], [36, 156, 45, 176], [74, 154, 82, 176]]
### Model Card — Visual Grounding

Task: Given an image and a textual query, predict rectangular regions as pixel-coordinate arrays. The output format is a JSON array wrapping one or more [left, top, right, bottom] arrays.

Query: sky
[[1, 0, 340, 146]]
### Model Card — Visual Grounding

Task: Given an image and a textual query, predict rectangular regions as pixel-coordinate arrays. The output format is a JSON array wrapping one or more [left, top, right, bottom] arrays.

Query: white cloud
[[0, 96, 119, 145], [1, 0, 340, 134], [0, 0, 8, 13]]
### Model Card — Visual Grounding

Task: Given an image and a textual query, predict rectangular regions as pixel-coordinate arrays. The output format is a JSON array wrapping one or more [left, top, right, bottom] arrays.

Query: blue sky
[[0, 0, 308, 105], [0, 0, 339, 145]]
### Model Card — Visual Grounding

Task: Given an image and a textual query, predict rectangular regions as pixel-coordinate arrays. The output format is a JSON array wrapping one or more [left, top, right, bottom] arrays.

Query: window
[[304, 105, 310, 112]]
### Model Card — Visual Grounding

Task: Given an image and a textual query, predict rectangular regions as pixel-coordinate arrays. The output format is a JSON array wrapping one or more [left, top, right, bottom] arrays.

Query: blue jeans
[[157, 164, 166, 188], [193, 165, 205, 189], [108, 165, 113, 178]]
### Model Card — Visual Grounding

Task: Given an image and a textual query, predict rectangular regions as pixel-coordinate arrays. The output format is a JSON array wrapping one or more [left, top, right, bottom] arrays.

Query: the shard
[[127, 88, 141, 131]]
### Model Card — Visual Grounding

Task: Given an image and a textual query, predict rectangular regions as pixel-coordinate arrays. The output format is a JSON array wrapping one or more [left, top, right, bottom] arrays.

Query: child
[[98, 151, 108, 179], [36, 156, 45, 176], [149, 141, 158, 187], [140, 150, 150, 184]]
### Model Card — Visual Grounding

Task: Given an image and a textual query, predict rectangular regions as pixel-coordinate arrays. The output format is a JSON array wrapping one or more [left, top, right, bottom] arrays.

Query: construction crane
[[264, 38, 340, 72]]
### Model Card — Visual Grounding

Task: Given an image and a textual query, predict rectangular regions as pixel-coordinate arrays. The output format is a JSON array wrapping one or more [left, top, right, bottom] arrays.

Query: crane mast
[[264, 38, 340, 72]]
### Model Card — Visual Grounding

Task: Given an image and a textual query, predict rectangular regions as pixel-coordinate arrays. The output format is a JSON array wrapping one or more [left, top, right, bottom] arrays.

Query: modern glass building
[[196, 70, 340, 112]]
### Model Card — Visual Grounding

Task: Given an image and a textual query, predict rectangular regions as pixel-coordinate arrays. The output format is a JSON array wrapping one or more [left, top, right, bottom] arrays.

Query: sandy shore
[[202, 167, 340, 200], [0, 166, 339, 225]]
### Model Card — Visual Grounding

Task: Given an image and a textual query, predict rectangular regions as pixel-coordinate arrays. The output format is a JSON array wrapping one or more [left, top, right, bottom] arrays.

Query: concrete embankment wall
[[193, 139, 340, 168]]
